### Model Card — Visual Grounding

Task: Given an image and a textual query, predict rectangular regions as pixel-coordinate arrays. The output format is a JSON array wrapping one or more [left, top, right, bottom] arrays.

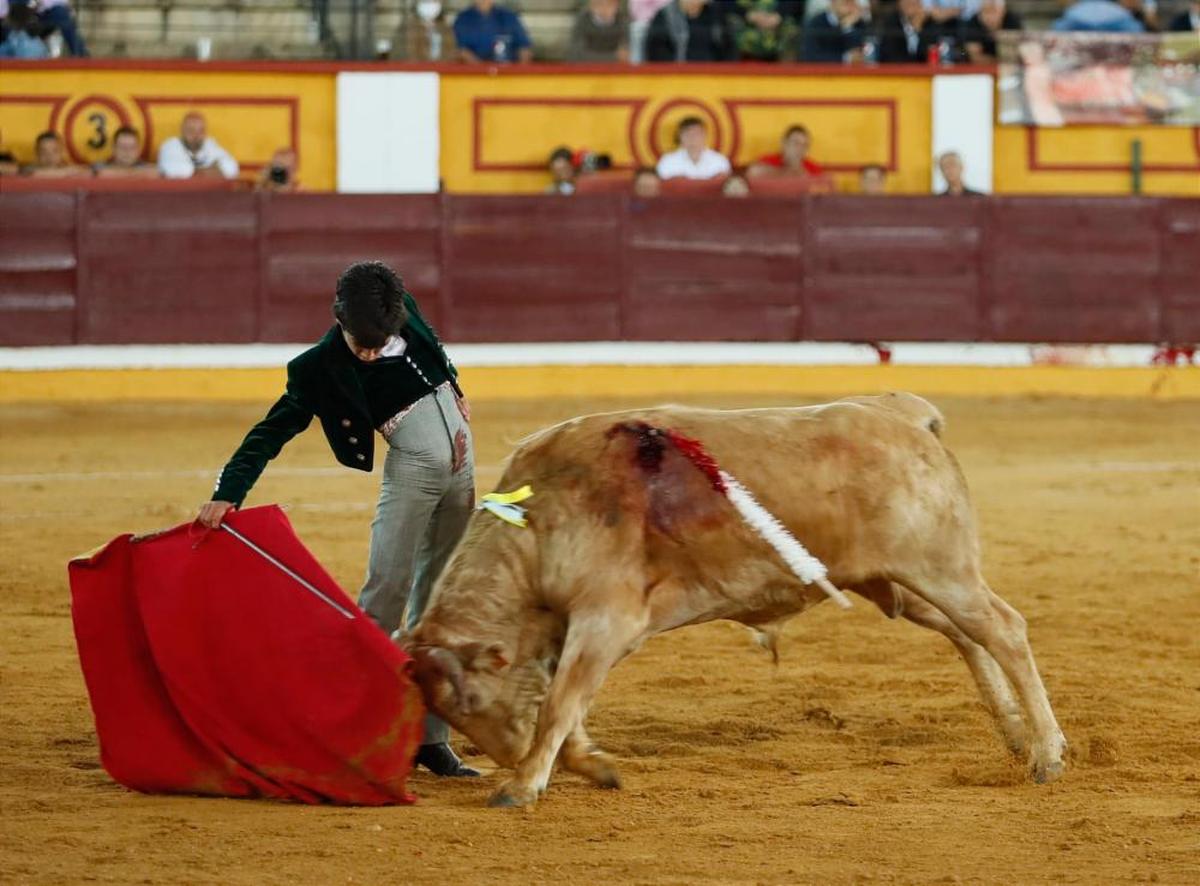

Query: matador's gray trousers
[[357, 383, 474, 747]]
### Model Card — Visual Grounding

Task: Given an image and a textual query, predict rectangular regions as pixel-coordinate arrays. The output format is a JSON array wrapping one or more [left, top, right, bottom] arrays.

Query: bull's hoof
[[568, 753, 622, 790], [1032, 758, 1066, 785], [488, 782, 538, 808]]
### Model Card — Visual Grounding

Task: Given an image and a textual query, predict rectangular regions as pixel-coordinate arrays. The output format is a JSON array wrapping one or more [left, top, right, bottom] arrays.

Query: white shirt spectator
[[656, 147, 731, 180], [157, 135, 240, 179]]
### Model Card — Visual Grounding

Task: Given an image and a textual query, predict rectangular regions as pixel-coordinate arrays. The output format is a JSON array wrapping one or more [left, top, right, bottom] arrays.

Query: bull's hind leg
[[906, 572, 1066, 783], [490, 606, 644, 807], [894, 588, 1027, 757], [559, 723, 621, 789]]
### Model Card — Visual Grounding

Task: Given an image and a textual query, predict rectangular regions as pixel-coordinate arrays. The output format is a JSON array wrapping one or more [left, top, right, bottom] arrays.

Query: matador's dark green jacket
[[212, 293, 461, 507]]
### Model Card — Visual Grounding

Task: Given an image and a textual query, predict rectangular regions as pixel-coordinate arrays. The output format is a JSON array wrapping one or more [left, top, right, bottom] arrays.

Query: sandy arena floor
[[1, 392, 1198, 885]]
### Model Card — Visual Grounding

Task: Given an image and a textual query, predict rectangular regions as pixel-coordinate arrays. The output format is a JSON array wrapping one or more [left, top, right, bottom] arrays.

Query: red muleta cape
[[67, 505, 424, 805]]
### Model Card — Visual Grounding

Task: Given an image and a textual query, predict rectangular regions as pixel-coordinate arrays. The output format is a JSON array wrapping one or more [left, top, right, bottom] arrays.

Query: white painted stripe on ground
[[0, 461, 1189, 488], [0, 464, 504, 484], [0, 342, 1164, 370]]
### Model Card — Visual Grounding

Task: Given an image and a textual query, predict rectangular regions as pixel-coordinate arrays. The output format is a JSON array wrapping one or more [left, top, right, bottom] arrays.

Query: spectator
[[0, 2, 48, 58], [453, 0, 533, 63], [1118, 0, 1159, 30], [937, 151, 982, 195], [633, 166, 662, 197], [802, 0, 869, 62], [962, 0, 1022, 64], [645, 0, 735, 62], [923, 0, 978, 26], [400, 0, 457, 61], [94, 126, 158, 178], [629, 0, 672, 62], [544, 146, 576, 194], [34, 0, 87, 56], [157, 112, 240, 180], [859, 163, 888, 194], [21, 131, 89, 177], [1051, 0, 1145, 31], [722, 173, 751, 197], [568, 0, 629, 61], [655, 116, 732, 179], [1168, 0, 1199, 29], [257, 147, 300, 192], [880, 0, 940, 63], [0, 140, 19, 176], [728, 0, 802, 62], [747, 124, 826, 178]]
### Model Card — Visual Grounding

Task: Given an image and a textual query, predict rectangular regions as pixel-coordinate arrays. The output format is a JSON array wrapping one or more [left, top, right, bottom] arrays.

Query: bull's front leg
[[489, 610, 641, 807]]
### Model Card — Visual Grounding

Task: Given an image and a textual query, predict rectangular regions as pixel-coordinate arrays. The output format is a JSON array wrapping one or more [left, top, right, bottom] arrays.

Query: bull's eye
[[465, 691, 483, 714]]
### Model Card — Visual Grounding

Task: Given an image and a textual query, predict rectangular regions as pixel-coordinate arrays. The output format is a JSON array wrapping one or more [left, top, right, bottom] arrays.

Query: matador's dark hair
[[332, 261, 410, 349]]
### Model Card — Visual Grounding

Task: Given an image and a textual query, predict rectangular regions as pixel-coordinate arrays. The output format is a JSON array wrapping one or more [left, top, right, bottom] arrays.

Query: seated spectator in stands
[[568, 0, 629, 61], [1119, 0, 1159, 30], [401, 0, 457, 60], [257, 148, 300, 192], [0, 134, 20, 175], [722, 173, 751, 197], [937, 151, 982, 195], [747, 125, 826, 180], [923, 0, 977, 27], [963, 0, 1021, 63], [728, 0, 802, 62], [94, 126, 158, 178], [859, 163, 888, 194], [802, 0, 868, 62], [21, 131, 89, 177], [453, 0, 533, 63], [1168, 0, 1199, 29], [0, 2, 48, 58], [1051, 0, 1145, 31], [158, 112, 240, 180], [656, 116, 732, 179], [633, 166, 662, 197], [645, 0, 735, 62], [545, 146, 576, 194], [880, 0, 939, 62], [630, 0, 672, 62], [34, 0, 87, 56]]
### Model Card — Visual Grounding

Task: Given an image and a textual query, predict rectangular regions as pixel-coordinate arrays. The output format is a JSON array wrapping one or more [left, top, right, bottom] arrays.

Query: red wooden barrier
[[260, 194, 442, 342], [624, 196, 804, 340], [804, 197, 983, 342], [1160, 199, 1200, 344], [77, 192, 260, 343], [442, 195, 624, 342], [0, 191, 78, 345], [986, 198, 1163, 344], [0, 191, 1195, 348]]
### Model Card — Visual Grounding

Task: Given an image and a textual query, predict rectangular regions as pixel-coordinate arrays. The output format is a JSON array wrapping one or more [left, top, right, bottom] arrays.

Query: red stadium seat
[[573, 171, 634, 194], [746, 175, 836, 197], [0, 176, 242, 192], [659, 176, 727, 196]]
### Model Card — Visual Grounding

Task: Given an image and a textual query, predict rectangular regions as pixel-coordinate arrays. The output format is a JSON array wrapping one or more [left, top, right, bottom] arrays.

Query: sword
[[218, 523, 356, 620]]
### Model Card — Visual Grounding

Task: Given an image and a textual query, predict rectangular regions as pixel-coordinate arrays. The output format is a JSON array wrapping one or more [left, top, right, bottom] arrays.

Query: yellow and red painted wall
[[1, 60, 1198, 196]]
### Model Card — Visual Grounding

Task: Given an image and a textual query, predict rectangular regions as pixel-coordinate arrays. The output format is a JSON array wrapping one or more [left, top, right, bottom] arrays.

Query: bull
[[404, 393, 1067, 807]]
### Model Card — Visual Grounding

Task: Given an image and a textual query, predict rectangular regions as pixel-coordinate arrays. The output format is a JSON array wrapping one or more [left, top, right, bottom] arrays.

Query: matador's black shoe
[[415, 743, 480, 777]]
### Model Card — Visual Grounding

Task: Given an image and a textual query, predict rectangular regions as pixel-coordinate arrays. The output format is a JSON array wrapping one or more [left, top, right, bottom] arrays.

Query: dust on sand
[[1, 395, 1198, 885]]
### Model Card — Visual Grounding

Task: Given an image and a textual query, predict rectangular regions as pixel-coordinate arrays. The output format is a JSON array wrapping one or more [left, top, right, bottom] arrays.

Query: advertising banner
[[998, 32, 1200, 127]]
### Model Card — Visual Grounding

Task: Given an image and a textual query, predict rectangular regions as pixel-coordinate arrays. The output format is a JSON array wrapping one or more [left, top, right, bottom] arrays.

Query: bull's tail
[[607, 422, 852, 610]]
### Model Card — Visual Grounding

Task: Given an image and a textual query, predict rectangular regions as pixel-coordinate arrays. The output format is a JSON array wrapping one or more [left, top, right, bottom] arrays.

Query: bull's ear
[[462, 641, 510, 674]]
